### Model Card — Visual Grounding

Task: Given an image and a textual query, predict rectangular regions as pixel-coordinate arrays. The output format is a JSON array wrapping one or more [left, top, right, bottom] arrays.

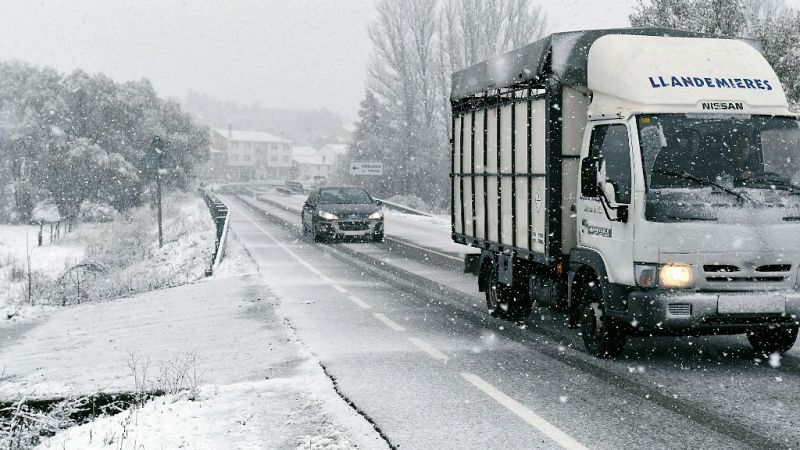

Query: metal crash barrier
[[200, 189, 230, 275]]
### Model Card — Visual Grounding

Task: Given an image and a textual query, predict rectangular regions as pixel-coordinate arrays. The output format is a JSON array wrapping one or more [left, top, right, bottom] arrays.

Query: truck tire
[[579, 281, 626, 358], [747, 326, 798, 354], [485, 265, 532, 321]]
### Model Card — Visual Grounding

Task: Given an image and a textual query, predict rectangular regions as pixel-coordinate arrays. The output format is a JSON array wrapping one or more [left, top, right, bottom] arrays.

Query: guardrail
[[374, 198, 432, 217], [200, 189, 230, 275]]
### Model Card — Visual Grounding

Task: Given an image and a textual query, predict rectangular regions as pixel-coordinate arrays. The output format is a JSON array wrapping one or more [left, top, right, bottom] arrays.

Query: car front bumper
[[624, 289, 800, 334], [316, 220, 383, 238]]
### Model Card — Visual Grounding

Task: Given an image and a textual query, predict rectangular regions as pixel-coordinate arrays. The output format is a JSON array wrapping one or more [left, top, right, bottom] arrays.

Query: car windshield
[[318, 188, 373, 204], [637, 114, 800, 191]]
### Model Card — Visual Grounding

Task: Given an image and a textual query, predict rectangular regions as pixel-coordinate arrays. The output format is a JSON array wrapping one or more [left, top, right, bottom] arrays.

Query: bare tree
[[356, 0, 547, 207]]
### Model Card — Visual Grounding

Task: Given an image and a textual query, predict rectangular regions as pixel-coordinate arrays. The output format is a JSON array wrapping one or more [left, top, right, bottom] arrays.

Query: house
[[291, 144, 349, 185], [211, 127, 293, 181]]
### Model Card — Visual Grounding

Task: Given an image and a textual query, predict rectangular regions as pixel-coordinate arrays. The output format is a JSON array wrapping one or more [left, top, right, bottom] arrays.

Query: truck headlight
[[368, 210, 383, 220], [659, 264, 694, 289], [635, 263, 694, 289], [318, 211, 338, 220]]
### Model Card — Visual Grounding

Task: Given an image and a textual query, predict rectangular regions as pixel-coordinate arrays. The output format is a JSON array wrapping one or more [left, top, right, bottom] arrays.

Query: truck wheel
[[579, 281, 626, 358], [372, 231, 384, 242], [485, 265, 532, 321], [747, 326, 798, 354]]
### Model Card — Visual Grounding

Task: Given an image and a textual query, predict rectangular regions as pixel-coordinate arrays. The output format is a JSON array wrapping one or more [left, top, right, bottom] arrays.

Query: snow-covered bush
[[78, 200, 118, 223]]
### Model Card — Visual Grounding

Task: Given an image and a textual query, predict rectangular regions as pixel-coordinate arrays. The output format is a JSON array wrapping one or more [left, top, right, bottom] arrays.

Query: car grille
[[338, 221, 369, 231]]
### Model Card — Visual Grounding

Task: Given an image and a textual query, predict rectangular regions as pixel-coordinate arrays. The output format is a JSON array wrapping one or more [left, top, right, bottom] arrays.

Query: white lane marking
[[321, 276, 333, 283], [229, 202, 322, 276], [461, 373, 587, 450], [408, 337, 448, 362], [332, 284, 348, 293], [387, 237, 462, 263], [373, 313, 406, 331], [348, 295, 371, 309]]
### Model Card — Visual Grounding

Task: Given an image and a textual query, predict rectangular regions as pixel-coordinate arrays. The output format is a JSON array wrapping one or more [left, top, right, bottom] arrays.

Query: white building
[[291, 144, 349, 185], [212, 128, 293, 181]]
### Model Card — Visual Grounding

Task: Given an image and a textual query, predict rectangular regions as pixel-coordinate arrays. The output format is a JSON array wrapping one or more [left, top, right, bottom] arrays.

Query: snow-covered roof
[[319, 143, 348, 155], [451, 28, 762, 101], [213, 128, 290, 144], [294, 154, 325, 165], [292, 146, 317, 157]]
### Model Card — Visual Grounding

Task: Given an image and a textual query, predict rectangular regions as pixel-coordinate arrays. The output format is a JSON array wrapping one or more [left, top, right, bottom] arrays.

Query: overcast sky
[[0, 1, 795, 120]]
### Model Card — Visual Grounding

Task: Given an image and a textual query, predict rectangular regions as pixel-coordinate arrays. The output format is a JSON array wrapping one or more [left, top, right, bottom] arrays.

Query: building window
[[271, 156, 278, 162], [271, 144, 278, 150], [283, 156, 290, 162], [243, 154, 251, 162], [231, 154, 239, 161]]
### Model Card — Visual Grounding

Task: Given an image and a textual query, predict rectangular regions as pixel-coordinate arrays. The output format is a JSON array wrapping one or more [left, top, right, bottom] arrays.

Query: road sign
[[349, 161, 383, 176]]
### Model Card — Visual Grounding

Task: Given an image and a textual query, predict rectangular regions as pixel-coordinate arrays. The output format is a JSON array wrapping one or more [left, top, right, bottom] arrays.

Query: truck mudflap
[[617, 290, 800, 334]]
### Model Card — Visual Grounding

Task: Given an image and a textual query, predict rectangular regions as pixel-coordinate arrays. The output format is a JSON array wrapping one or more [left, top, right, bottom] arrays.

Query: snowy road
[[223, 192, 800, 449]]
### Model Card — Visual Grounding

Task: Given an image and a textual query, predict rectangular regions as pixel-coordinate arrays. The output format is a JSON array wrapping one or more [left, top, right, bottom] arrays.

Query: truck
[[450, 28, 800, 357]]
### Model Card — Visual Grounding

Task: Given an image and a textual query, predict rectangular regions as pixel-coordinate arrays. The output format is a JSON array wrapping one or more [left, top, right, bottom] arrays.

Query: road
[[221, 189, 800, 449]]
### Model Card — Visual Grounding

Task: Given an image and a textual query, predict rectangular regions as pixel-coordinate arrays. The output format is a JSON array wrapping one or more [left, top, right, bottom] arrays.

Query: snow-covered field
[[4, 229, 386, 449], [0, 223, 89, 321], [0, 193, 216, 324]]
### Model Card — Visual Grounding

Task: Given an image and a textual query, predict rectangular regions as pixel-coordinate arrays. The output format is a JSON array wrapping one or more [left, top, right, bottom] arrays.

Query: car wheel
[[747, 326, 798, 354], [312, 223, 324, 243], [372, 231, 384, 242], [579, 280, 626, 358]]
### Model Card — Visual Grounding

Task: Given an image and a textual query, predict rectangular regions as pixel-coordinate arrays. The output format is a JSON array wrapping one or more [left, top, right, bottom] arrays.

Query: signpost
[[349, 161, 384, 176], [144, 136, 175, 248]]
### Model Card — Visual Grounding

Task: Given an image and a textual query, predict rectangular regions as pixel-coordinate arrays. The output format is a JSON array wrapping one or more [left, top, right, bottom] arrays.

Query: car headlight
[[368, 210, 383, 220], [318, 211, 338, 220], [635, 263, 694, 289]]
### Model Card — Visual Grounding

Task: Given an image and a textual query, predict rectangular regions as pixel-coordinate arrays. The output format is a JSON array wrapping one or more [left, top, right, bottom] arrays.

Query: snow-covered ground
[[0, 193, 216, 325], [0, 223, 89, 321], [2, 229, 386, 449]]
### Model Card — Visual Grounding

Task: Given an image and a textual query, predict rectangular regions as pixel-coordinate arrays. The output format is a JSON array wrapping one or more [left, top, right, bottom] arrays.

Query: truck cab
[[574, 34, 800, 356]]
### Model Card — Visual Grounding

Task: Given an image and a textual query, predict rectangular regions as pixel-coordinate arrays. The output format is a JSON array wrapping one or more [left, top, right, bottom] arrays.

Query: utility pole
[[146, 136, 167, 248]]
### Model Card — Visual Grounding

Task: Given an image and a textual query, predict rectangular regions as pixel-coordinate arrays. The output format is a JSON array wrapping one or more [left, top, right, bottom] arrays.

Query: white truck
[[451, 29, 800, 357]]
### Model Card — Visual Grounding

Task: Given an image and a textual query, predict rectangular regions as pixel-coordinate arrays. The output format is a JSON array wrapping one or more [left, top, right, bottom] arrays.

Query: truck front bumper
[[624, 289, 800, 334]]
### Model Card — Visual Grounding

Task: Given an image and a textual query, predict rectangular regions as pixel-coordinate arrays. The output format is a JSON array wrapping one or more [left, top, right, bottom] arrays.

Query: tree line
[[350, 0, 547, 210], [0, 61, 210, 223], [351, 0, 800, 210]]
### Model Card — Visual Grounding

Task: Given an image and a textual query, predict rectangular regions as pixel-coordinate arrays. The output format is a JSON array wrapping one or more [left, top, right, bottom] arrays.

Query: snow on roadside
[[0, 192, 216, 324], [6, 227, 387, 449], [36, 360, 381, 450]]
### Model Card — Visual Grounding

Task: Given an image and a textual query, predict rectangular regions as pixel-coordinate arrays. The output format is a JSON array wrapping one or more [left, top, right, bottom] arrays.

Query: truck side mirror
[[581, 157, 600, 197]]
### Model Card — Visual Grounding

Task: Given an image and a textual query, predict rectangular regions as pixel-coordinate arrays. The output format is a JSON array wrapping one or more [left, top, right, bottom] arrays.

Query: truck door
[[577, 122, 635, 285]]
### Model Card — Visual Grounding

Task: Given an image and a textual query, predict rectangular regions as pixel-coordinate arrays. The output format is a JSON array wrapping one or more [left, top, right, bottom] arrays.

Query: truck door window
[[589, 125, 632, 204]]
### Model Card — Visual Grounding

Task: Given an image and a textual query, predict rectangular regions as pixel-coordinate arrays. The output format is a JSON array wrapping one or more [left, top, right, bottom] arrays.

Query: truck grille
[[702, 264, 792, 284]]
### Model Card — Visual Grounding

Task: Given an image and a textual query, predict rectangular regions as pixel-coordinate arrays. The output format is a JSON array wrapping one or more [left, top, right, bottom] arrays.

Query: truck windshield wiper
[[744, 176, 800, 196], [651, 169, 751, 202]]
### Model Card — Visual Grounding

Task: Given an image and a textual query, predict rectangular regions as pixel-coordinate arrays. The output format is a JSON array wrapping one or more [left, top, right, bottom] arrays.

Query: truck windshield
[[637, 114, 800, 192]]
